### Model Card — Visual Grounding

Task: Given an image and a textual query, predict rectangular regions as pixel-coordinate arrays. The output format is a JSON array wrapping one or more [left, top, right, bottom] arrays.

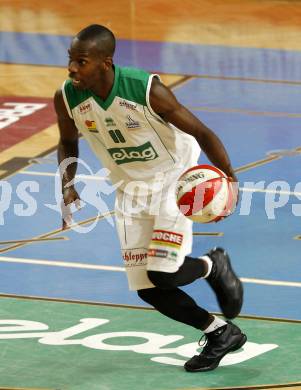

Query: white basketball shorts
[[115, 187, 193, 291]]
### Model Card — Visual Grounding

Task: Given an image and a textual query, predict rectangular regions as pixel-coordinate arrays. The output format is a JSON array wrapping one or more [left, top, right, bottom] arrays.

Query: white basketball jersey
[[62, 65, 200, 190]]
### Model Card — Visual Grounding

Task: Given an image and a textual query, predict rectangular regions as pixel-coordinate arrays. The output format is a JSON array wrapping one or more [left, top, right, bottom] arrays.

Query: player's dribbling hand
[[61, 186, 81, 230], [228, 173, 240, 207], [215, 172, 239, 223]]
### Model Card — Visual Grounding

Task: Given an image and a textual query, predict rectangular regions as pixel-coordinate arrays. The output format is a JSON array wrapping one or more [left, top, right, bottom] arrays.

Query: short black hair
[[76, 24, 116, 56]]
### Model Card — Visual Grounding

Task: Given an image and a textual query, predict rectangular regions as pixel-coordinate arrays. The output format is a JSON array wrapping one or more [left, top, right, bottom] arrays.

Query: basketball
[[176, 164, 237, 223]]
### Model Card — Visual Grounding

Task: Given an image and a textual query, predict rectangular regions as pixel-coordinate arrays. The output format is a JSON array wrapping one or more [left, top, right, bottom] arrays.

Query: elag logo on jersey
[[108, 141, 158, 165]]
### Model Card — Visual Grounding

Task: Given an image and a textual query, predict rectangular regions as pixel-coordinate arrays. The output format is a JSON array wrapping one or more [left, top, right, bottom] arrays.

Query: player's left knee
[[147, 270, 177, 289]]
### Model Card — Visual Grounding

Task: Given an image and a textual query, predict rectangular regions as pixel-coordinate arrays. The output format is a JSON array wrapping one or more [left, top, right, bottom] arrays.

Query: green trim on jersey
[[64, 79, 92, 111], [64, 65, 149, 112], [118, 67, 148, 106], [92, 65, 120, 110]]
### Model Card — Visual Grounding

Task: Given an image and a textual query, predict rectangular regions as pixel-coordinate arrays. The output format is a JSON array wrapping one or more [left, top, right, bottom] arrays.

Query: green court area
[[0, 296, 300, 390]]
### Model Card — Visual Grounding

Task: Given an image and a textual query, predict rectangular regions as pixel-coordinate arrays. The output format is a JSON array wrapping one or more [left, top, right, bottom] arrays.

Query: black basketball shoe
[[184, 321, 247, 372], [206, 247, 243, 319]]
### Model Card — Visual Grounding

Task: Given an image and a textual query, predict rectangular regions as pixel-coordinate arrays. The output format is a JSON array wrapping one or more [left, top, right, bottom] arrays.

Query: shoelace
[[198, 334, 208, 347], [198, 325, 227, 351], [198, 334, 213, 355]]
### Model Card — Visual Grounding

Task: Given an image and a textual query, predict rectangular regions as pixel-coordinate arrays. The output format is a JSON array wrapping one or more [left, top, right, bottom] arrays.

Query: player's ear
[[103, 56, 113, 71]]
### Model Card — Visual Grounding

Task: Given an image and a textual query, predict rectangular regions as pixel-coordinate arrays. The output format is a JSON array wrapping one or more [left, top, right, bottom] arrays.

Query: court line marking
[[0, 255, 300, 288], [179, 381, 301, 390], [176, 73, 301, 86], [1, 293, 301, 324], [240, 188, 301, 196], [18, 171, 107, 180], [0, 256, 124, 271], [193, 232, 223, 236], [0, 386, 54, 390], [240, 277, 301, 288], [0, 237, 68, 245], [187, 105, 301, 118], [234, 146, 301, 174], [235, 155, 281, 173], [168, 75, 195, 91], [0, 211, 114, 254], [0, 144, 58, 181]]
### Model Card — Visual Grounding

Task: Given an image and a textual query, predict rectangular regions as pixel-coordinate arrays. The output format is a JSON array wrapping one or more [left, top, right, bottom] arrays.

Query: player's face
[[68, 38, 110, 90]]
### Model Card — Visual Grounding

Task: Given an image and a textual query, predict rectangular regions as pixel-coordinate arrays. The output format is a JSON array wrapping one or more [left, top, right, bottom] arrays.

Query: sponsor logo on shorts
[[148, 249, 179, 262], [151, 230, 183, 248], [122, 249, 148, 267], [119, 100, 137, 110], [169, 251, 178, 261], [79, 102, 92, 114], [147, 249, 168, 258], [108, 142, 158, 165]]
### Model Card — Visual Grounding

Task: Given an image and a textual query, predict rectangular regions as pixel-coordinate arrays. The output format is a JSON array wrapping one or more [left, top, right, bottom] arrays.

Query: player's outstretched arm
[[54, 89, 80, 229], [149, 78, 237, 183]]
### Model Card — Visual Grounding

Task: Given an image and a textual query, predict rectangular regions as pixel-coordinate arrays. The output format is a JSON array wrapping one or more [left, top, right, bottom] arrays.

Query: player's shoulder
[[61, 79, 91, 111], [119, 66, 150, 82], [61, 79, 87, 97], [61, 79, 75, 94], [54, 86, 65, 111], [117, 66, 152, 105]]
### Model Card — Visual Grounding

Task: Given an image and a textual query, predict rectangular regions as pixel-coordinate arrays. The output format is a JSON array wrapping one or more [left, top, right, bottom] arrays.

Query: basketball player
[[54, 24, 246, 372]]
